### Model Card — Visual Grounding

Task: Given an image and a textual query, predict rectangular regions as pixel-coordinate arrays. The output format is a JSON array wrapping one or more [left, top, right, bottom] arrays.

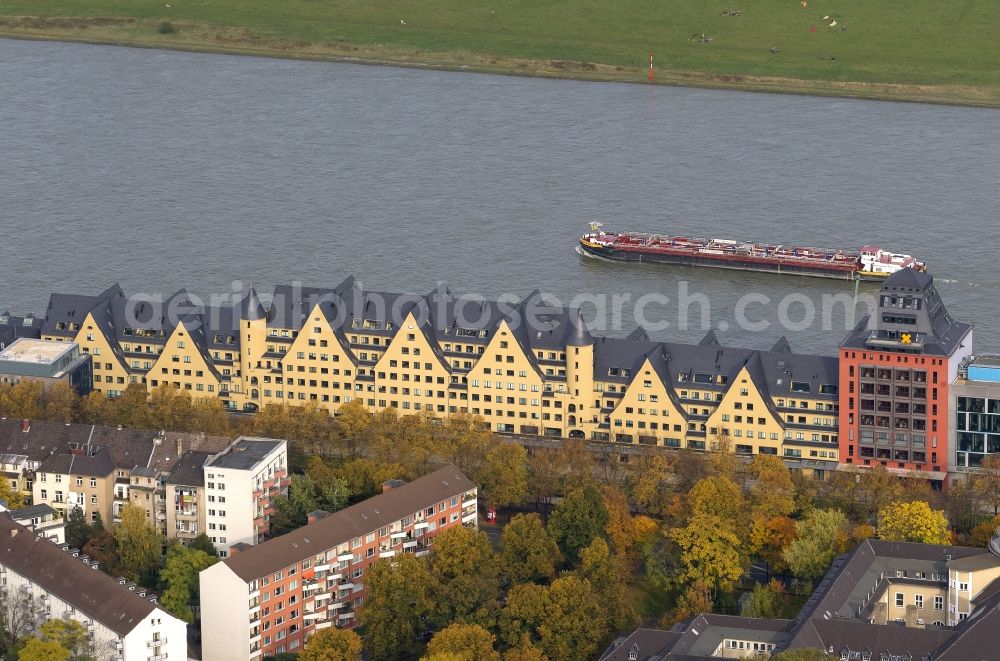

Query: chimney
[[21, 419, 30, 433], [117, 425, 123, 431], [10, 528, 18, 537], [176, 437, 183, 457], [381, 479, 406, 493]]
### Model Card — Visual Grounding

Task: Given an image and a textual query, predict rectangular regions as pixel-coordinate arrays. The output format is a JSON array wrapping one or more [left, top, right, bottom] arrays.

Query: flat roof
[[206, 437, 285, 471], [0, 337, 76, 365]]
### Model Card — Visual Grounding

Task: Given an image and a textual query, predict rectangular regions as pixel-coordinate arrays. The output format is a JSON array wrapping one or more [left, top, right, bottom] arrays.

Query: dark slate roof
[[935, 592, 1000, 661], [9, 503, 57, 520], [37, 447, 115, 478], [167, 450, 213, 487], [0, 514, 159, 635], [788, 618, 953, 659], [599, 628, 681, 661], [668, 614, 794, 657], [223, 464, 474, 581], [839, 270, 973, 357], [0, 312, 42, 348]]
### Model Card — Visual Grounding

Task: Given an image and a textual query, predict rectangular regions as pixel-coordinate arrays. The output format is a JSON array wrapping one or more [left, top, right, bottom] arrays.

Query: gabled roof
[[223, 465, 474, 582], [0, 514, 161, 636]]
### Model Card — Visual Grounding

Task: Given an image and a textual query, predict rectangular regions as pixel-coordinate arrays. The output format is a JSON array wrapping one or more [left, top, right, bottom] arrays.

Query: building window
[[895, 593, 904, 607]]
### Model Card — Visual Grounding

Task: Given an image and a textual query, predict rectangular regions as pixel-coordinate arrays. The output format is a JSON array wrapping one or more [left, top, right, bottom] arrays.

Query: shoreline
[[2, 26, 999, 109]]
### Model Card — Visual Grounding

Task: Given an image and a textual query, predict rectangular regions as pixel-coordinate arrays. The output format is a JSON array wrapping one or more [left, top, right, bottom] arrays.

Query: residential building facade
[[202, 437, 289, 557], [0, 514, 187, 661], [199, 464, 477, 660], [27, 279, 840, 470]]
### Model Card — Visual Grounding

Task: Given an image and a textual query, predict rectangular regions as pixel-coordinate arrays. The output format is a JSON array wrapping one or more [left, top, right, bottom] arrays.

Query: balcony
[[462, 511, 478, 525], [337, 553, 353, 562], [403, 540, 418, 549], [338, 612, 355, 620], [390, 531, 408, 539], [379, 549, 396, 559], [413, 521, 429, 530]]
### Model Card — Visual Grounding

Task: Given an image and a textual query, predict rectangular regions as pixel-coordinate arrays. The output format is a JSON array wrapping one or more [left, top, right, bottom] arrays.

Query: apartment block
[[200, 464, 477, 660], [32, 446, 116, 524], [165, 450, 213, 543], [839, 269, 974, 487], [0, 419, 232, 532], [949, 354, 1000, 481], [0, 514, 187, 661], [201, 437, 288, 557], [25, 279, 841, 469]]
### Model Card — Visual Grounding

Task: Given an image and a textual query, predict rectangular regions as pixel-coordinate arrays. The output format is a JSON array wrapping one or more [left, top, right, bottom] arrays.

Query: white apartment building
[[200, 465, 477, 660], [0, 514, 186, 661], [203, 437, 288, 557]]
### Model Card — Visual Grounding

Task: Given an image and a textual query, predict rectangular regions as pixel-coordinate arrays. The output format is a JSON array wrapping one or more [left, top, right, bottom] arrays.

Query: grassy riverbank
[[2, 0, 999, 106]]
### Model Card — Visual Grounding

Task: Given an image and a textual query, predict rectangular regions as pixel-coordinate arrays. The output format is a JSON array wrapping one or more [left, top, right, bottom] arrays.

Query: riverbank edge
[[3, 25, 999, 109]]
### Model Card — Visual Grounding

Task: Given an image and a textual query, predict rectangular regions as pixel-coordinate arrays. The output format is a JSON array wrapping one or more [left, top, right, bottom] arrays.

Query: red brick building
[[839, 270, 973, 488], [199, 465, 477, 660]]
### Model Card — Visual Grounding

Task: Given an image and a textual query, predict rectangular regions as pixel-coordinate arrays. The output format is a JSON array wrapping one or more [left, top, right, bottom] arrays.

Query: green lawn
[[1, 0, 999, 104]]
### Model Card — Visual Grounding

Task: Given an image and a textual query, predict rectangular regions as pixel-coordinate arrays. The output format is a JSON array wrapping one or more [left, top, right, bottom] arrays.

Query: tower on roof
[[566, 310, 594, 347], [240, 286, 267, 322]]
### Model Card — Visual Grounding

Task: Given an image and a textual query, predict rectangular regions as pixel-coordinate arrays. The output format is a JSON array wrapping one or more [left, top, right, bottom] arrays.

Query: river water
[[2, 39, 998, 355]]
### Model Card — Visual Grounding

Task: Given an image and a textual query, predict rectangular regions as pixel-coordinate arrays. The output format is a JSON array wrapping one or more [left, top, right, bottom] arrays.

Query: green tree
[[661, 581, 713, 627], [65, 507, 90, 549], [878, 500, 951, 545], [480, 441, 528, 511], [299, 627, 362, 661], [17, 637, 69, 661], [113, 502, 162, 584], [547, 484, 608, 564], [189, 533, 218, 557], [772, 650, 835, 660], [423, 623, 499, 661], [159, 543, 218, 622], [577, 537, 635, 630], [497, 583, 549, 649], [668, 512, 746, 592], [358, 554, 434, 661], [740, 579, 793, 619], [430, 526, 502, 627], [537, 576, 607, 661], [500, 513, 561, 584], [783, 508, 850, 580]]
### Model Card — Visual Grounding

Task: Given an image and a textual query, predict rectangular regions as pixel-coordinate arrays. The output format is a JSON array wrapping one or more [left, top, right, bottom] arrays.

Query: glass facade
[[956, 396, 1000, 467]]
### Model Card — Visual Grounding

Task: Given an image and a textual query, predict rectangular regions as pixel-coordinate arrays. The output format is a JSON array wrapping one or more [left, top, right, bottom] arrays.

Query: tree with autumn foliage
[[878, 500, 951, 545], [299, 627, 362, 661], [423, 623, 499, 661], [668, 512, 746, 592], [500, 513, 561, 584]]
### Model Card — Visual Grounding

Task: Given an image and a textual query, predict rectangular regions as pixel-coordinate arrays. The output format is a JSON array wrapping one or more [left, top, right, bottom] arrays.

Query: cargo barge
[[577, 222, 926, 281]]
